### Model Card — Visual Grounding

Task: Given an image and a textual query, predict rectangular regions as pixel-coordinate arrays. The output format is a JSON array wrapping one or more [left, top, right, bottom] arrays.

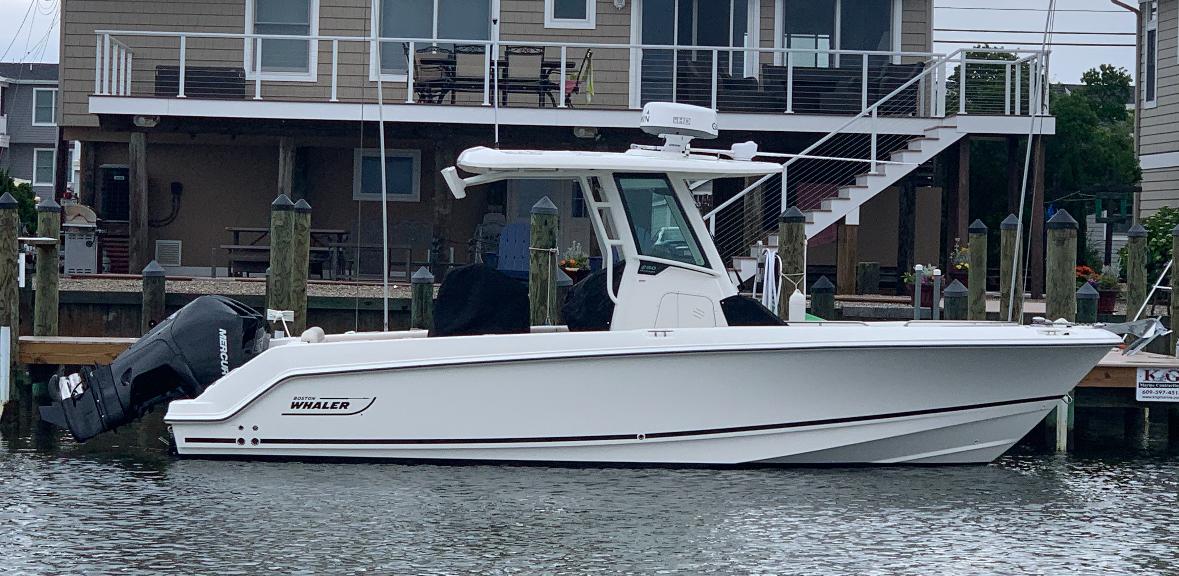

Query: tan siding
[[1141, 0, 1179, 156], [901, 0, 932, 54], [1139, 167, 1179, 216]]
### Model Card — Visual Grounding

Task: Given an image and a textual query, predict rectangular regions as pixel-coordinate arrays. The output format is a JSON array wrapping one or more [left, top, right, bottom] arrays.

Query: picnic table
[[222, 227, 350, 278]]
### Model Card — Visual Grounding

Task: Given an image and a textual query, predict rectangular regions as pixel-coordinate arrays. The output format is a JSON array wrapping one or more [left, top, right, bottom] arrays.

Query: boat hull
[[166, 325, 1115, 465]]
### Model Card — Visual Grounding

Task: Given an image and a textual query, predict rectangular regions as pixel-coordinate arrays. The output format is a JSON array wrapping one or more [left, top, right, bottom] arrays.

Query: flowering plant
[[949, 239, 969, 271], [560, 241, 588, 270], [902, 264, 940, 285]]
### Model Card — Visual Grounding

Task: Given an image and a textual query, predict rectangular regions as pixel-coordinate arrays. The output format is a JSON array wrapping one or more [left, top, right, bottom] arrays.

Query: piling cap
[[556, 268, 573, 287], [142, 259, 166, 277], [530, 196, 558, 215], [271, 194, 295, 211], [811, 275, 835, 293], [1000, 214, 1019, 230], [411, 266, 434, 284], [1076, 282, 1099, 300], [779, 206, 806, 223], [1046, 209, 1077, 230], [0, 192, 16, 209], [1127, 223, 1146, 238], [968, 219, 987, 234], [944, 279, 967, 296], [293, 199, 312, 213], [35, 196, 61, 212]]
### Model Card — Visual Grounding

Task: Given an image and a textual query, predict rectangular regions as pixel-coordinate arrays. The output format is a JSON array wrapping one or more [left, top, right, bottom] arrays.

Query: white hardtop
[[456, 146, 782, 179]]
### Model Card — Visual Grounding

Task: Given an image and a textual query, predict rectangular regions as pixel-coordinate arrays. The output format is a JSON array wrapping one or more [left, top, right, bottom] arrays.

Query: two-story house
[[61, 0, 1054, 294], [0, 63, 61, 199]]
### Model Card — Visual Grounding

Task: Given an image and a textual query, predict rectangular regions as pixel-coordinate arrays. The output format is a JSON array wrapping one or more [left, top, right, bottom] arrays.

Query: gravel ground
[[59, 276, 418, 299]]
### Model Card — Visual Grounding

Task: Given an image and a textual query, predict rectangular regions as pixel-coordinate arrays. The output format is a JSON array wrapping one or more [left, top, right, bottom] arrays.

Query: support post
[[809, 276, 835, 320], [128, 132, 149, 271], [141, 260, 166, 334], [1000, 214, 1024, 323], [955, 137, 970, 242], [1125, 223, 1148, 320], [967, 219, 987, 320], [529, 197, 558, 326], [277, 137, 297, 200], [410, 266, 434, 330], [1046, 209, 1078, 322], [267, 194, 294, 317], [931, 269, 942, 320], [1029, 135, 1047, 298], [33, 197, 61, 337], [1077, 283, 1098, 324], [290, 199, 311, 335], [896, 179, 916, 293], [0, 193, 18, 367], [836, 219, 858, 295], [943, 279, 967, 320], [855, 262, 880, 295], [776, 207, 806, 318]]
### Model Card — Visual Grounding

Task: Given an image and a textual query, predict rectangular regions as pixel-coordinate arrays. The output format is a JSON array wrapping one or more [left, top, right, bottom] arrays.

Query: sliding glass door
[[781, 0, 895, 68], [377, 0, 493, 76], [638, 0, 754, 105]]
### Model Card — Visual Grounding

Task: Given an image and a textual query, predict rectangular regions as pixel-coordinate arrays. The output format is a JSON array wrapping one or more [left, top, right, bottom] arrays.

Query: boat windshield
[[615, 174, 709, 268]]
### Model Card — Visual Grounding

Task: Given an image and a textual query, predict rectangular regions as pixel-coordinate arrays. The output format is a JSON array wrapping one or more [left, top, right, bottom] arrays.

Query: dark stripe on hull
[[183, 394, 1061, 446]]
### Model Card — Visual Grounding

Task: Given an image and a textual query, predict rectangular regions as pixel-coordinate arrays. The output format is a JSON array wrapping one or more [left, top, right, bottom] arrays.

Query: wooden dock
[[17, 336, 137, 365]]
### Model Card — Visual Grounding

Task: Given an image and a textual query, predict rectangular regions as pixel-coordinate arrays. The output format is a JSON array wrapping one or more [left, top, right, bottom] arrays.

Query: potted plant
[[1095, 273, 1120, 314], [902, 263, 938, 306], [559, 241, 590, 284], [948, 239, 969, 287]]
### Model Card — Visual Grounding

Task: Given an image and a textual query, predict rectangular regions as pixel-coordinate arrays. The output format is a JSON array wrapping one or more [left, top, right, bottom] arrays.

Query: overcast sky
[[0, 0, 1138, 84]]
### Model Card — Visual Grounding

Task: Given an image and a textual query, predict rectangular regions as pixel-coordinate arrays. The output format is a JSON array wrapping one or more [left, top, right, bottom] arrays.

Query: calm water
[[3, 414, 1179, 575]]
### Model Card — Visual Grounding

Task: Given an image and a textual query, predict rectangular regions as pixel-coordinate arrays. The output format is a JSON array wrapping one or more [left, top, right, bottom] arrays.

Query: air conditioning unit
[[155, 240, 182, 267]]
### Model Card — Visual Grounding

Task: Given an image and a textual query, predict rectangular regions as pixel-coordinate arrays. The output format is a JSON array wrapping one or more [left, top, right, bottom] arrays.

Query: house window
[[546, 0, 595, 29], [33, 148, 55, 186], [352, 149, 421, 202], [1146, 0, 1158, 107], [780, 0, 896, 67], [245, 0, 318, 79], [32, 88, 56, 126], [375, 0, 493, 78]]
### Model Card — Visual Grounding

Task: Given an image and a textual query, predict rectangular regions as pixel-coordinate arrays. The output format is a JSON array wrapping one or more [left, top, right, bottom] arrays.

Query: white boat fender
[[788, 290, 806, 322], [300, 326, 326, 343]]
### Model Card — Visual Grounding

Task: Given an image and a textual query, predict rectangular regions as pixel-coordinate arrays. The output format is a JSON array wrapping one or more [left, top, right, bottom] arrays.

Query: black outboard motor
[[39, 295, 269, 442]]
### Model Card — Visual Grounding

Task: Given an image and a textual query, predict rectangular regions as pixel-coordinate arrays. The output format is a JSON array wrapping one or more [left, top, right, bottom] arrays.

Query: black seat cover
[[562, 263, 625, 332], [431, 264, 530, 337]]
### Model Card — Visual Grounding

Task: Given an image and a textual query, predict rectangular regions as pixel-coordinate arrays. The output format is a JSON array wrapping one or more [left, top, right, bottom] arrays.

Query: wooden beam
[[277, 136, 296, 199], [79, 141, 97, 208], [128, 132, 149, 271], [836, 220, 858, 295], [1006, 136, 1020, 215], [956, 136, 970, 242], [1028, 135, 1046, 298], [18, 336, 136, 365], [896, 178, 915, 293]]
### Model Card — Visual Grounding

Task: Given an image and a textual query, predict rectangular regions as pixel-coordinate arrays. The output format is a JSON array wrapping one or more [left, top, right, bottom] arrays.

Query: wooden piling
[[1125, 223, 1147, 320], [128, 132, 149, 271], [0, 193, 18, 364], [1046, 210, 1078, 322], [141, 260, 166, 334], [855, 262, 880, 295], [943, 280, 968, 320], [33, 197, 60, 337], [1076, 282, 1098, 324], [529, 196, 558, 326], [1171, 223, 1179, 353], [999, 214, 1024, 323], [777, 207, 807, 318], [810, 276, 835, 320], [967, 219, 987, 320], [290, 199, 311, 336], [267, 194, 294, 315], [836, 220, 858, 295], [410, 266, 434, 330]]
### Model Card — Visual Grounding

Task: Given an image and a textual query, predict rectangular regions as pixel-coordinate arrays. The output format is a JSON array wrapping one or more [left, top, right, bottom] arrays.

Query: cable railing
[[702, 47, 1050, 261]]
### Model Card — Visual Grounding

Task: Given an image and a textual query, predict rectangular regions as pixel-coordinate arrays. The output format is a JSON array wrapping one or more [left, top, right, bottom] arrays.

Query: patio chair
[[500, 46, 558, 107], [411, 45, 453, 103], [563, 49, 594, 107], [450, 44, 488, 103]]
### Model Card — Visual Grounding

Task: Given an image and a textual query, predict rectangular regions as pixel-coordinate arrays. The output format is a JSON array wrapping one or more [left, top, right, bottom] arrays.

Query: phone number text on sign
[[1136, 368, 1179, 402]]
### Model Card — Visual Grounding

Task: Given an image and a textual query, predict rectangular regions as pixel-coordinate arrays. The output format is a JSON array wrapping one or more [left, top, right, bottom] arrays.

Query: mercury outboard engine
[[39, 295, 269, 442]]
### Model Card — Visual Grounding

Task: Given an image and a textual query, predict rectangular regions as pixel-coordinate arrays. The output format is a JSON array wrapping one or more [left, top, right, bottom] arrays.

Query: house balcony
[[88, 30, 1053, 137]]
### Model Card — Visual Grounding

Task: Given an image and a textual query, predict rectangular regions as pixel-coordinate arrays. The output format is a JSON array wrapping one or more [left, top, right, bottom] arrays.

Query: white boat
[[42, 103, 1123, 465]]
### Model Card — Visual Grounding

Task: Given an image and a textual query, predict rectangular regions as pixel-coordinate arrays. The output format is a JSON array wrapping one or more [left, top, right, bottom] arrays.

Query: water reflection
[[2, 419, 1178, 575]]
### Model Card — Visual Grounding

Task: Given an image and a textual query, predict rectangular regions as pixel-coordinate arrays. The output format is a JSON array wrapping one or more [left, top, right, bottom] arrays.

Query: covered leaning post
[[141, 260, 166, 334], [1045, 210, 1078, 322], [267, 194, 295, 314], [999, 214, 1024, 323], [967, 219, 987, 320], [529, 196, 559, 326], [1076, 283, 1098, 324], [810, 276, 835, 320], [0, 193, 19, 364], [33, 196, 61, 337], [290, 199, 312, 335], [943, 280, 968, 320], [410, 266, 434, 330], [776, 207, 807, 318], [1125, 223, 1147, 320]]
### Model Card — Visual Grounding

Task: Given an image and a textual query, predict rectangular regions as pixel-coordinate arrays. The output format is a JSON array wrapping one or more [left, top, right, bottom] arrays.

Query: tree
[[0, 171, 36, 233], [1045, 65, 1139, 197]]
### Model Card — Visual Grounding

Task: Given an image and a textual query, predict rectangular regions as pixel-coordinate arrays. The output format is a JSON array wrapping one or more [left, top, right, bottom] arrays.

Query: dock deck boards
[[1079, 349, 1179, 389], [17, 336, 138, 365]]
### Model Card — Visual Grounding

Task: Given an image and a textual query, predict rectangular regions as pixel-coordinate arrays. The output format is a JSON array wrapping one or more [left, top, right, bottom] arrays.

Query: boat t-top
[[41, 103, 1125, 465]]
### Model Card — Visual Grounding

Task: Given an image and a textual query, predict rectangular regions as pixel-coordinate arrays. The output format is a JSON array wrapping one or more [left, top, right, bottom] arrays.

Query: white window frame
[[32, 148, 55, 186], [243, 0, 320, 82], [1146, 0, 1158, 109], [352, 148, 421, 202], [545, 0, 595, 30], [369, 0, 500, 82], [771, 0, 902, 65], [31, 88, 56, 126]]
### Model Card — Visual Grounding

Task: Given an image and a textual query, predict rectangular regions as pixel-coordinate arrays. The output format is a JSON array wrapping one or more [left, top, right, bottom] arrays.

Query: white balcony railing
[[92, 30, 1049, 119]]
